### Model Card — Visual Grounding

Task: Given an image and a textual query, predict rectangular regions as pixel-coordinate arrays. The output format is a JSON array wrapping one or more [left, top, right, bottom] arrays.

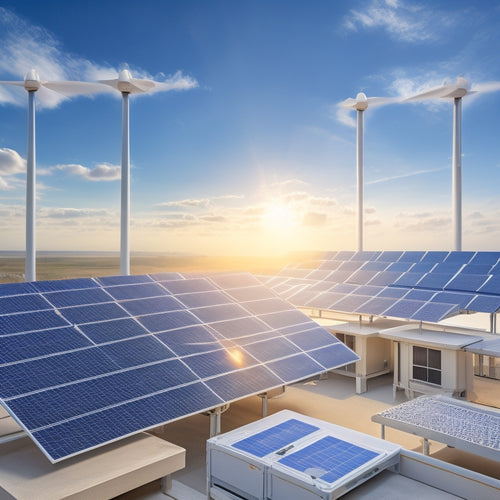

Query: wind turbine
[[99, 69, 157, 276], [0, 70, 107, 281], [406, 77, 500, 251], [340, 93, 400, 251]]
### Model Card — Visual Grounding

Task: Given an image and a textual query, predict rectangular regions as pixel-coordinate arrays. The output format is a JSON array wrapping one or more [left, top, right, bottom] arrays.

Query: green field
[[0, 252, 317, 283]]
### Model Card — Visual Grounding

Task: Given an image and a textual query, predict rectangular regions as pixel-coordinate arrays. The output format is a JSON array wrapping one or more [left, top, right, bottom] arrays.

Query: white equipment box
[[207, 410, 401, 500]]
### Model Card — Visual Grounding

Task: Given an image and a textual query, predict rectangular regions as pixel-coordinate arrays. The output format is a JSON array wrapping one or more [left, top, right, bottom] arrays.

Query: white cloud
[[0, 7, 198, 109], [53, 163, 121, 181], [343, 0, 438, 43], [0, 148, 26, 175]]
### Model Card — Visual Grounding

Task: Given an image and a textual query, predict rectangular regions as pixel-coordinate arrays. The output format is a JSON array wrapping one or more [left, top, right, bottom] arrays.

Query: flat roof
[[464, 337, 500, 357], [378, 327, 483, 349]]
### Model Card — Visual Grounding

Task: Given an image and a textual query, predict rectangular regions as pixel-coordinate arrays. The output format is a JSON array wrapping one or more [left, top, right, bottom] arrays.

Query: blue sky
[[1, 0, 500, 256]]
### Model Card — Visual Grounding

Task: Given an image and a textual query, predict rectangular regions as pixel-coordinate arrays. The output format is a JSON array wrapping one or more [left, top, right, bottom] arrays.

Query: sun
[[264, 202, 296, 231]]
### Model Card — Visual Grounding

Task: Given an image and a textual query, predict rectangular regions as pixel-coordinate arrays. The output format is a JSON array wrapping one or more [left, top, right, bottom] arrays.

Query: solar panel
[[478, 275, 500, 294], [32, 278, 99, 292], [376, 251, 403, 262], [411, 302, 459, 323], [357, 296, 398, 316], [408, 262, 436, 273], [404, 289, 435, 301], [360, 261, 389, 271], [329, 294, 370, 313], [277, 435, 379, 484], [399, 251, 425, 262], [0, 273, 358, 464], [383, 299, 426, 319], [421, 251, 449, 263], [304, 292, 345, 310], [431, 291, 475, 309], [444, 251, 474, 264], [346, 270, 378, 285], [444, 274, 489, 293], [468, 252, 500, 266], [415, 273, 453, 290], [368, 271, 403, 286], [386, 261, 413, 272], [392, 272, 424, 287], [0, 282, 36, 297], [465, 295, 500, 313]]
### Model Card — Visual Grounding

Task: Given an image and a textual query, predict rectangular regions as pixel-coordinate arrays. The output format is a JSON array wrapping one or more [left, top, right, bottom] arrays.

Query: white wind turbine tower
[[99, 69, 156, 276], [340, 93, 400, 252], [406, 77, 500, 251], [0, 70, 107, 282]]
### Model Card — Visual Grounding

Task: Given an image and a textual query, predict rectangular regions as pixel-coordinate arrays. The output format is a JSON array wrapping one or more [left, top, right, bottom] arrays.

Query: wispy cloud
[[0, 7, 198, 109], [366, 166, 447, 185], [342, 0, 448, 43]]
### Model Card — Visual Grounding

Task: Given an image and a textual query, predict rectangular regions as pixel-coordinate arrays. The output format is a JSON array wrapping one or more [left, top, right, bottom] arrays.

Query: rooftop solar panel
[[357, 296, 398, 316], [330, 294, 370, 313], [431, 291, 475, 309], [444, 273, 489, 293], [383, 299, 426, 319], [421, 251, 448, 263], [304, 292, 345, 310], [377, 287, 408, 298], [411, 302, 459, 322], [404, 289, 435, 301], [0, 273, 358, 464], [465, 295, 500, 313]]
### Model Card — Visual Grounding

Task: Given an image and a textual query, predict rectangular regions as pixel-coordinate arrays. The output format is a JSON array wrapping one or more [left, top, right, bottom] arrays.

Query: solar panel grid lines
[[420, 251, 449, 263], [0, 272, 359, 463], [410, 301, 460, 323], [444, 274, 490, 293]]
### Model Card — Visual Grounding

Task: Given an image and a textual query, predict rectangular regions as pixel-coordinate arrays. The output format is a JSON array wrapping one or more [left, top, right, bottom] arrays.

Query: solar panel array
[[262, 251, 500, 322], [0, 272, 358, 463]]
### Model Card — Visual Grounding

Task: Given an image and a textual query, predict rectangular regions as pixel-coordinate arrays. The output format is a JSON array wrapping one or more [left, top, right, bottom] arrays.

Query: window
[[335, 333, 356, 373], [412, 346, 441, 385]]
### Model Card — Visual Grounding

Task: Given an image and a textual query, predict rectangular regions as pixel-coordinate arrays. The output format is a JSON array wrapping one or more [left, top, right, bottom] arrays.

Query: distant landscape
[[0, 252, 316, 283]]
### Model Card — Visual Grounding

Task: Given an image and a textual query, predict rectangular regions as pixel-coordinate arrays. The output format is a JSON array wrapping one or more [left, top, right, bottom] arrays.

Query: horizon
[[1, 1, 500, 256]]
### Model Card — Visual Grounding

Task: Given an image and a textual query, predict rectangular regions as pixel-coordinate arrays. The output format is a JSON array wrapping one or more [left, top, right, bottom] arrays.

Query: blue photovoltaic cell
[[155, 324, 221, 356], [384, 299, 426, 319], [308, 344, 359, 369], [119, 295, 185, 316], [377, 251, 403, 262], [377, 287, 408, 298], [411, 302, 459, 323], [260, 310, 313, 329], [0, 326, 92, 365], [287, 290, 320, 308], [351, 251, 381, 261], [329, 294, 370, 313], [191, 303, 250, 323], [104, 283, 168, 301], [305, 292, 345, 310], [306, 270, 333, 280], [0, 282, 36, 297], [335, 251, 355, 260], [176, 291, 232, 308], [0, 348, 120, 398], [0, 294, 52, 314], [465, 295, 500, 313], [432, 263, 462, 275], [399, 251, 425, 262], [209, 316, 270, 339], [408, 262, 436, 273], [404, 289, 435, 301], [160, 278, 217, 294], [266, 353, 325, 383], [360, 261, 389, 271], [182, 348, 258, 379], [415, 273, 453, 290], [478, 276, 500, 295], [97, 275, 153, 286], [386, 262, 413, 272], [460, 265, 492, 275], [33, 382, 224, 462], [98, 337, 175, 368], [351, 285, 383, 297], [43, 288, 113, 308], [431, 292, 475, 309], [0, 310, 69, 336], [6, 359, 198, 429], [78, 317, 150, 343], [339, 261, 363, 272], [421, 251, 449, 263], [329, 283, 359, 294], [358, 297, 398, 315], [286, 328, 339, 351], [205, 365, 283, 402], [324, 270, 354, 283], [138, 310, 201, 333], [32, 278, 99, 292], [278, 436, 379, 485], [243, 337, 301, 362], [58, 302, 129, 325], [444, 251, 474, 264], [347, 270, 378, 285], [368, 271, 403, 286], [444, 274, 489, 293], [309, 281, 334, 292], [232, 418, 319, 458], [393, 273, 424, 287], [469, 252, 500, 266]]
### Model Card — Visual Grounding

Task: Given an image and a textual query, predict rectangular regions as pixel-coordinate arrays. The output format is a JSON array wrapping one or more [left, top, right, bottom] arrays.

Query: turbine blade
[[339, 97, 357, 109], [98, 79, 120, 90], [129, 78, 155, 93], [43, 81, 110, 96], [366, 96, 401, 107], [473, 81, 500, 93], [405, 84, 457, 101], [0, 81, 25, 87]]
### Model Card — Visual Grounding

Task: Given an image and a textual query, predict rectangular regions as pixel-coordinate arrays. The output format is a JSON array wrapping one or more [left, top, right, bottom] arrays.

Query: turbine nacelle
[[340, 93, 398, 111], [24, 69, 41, 91], [100, 70, 155, 94]]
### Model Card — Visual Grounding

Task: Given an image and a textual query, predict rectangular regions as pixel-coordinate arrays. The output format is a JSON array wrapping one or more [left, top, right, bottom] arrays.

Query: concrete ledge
[[0, 433, 185, 500]]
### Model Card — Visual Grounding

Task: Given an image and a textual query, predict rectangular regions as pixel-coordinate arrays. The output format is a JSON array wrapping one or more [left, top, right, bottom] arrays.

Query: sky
[[1, 0, 500, 257]]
